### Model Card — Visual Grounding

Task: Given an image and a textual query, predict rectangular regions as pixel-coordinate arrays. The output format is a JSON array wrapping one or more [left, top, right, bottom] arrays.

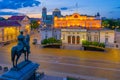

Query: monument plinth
[[0, 31, 40, 80], [0, 61, 39, 80]]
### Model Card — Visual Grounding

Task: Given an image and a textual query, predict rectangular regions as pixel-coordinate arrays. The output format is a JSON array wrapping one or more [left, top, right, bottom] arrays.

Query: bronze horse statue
[[11, 45, 27, 68], [11, 31, 30, 68]]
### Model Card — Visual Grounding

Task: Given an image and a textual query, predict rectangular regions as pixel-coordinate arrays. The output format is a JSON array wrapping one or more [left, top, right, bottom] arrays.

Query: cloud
[[0, 0, 41, 9], [0, 11, 23, 15], [109, 11, 114, 14], [60, 7, 68, 10], [114, 6, 120, 10]]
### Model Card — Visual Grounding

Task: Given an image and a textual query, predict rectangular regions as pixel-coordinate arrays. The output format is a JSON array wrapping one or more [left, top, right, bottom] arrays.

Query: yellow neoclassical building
[[54, 13, 101, 29], [8, 15, 31, 34], [0, 21, 21, 43]]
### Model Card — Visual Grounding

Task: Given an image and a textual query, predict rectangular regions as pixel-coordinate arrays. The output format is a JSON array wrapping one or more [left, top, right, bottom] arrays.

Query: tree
[[102, 19, 120, 30], [47, 37, 57, 44], [102, 20, 109, 27], [30, 20, 40, 29]]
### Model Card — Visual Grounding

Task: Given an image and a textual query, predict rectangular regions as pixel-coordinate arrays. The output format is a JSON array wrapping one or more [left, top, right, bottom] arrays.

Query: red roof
[[0, 21, 21, 27], [8, 16, 26, 21]]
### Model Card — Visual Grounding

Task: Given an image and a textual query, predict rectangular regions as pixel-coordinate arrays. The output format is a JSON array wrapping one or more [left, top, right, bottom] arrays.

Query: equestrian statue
[[11, 30, 30, 68]]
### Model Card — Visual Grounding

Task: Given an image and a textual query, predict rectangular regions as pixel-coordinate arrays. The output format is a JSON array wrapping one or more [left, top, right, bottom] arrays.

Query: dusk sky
[[0, 0, 120, 18]]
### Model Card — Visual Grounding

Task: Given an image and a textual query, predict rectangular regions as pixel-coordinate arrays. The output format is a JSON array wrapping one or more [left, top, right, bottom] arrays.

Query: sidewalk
[[38, 69, 107, 80], [41, 75, 66, 80]]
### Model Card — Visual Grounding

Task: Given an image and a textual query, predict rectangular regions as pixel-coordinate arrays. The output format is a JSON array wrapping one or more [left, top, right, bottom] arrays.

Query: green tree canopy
[[30, 20, 40, 29]]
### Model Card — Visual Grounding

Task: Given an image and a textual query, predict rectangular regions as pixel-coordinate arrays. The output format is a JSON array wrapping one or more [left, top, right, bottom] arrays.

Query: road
[[0, 34, 120, 80]]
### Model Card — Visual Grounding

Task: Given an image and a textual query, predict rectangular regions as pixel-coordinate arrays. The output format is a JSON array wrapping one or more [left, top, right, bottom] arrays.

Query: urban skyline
[[0, 0, 120, 18]]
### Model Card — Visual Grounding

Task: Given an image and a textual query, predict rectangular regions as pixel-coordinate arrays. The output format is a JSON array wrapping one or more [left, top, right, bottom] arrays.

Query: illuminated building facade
[[0, 21, 21, 43], [8, 16, 31, 33], [40, 7, 116, 49], [54, 13, 101, 29], [61, 28, 115, 45], [61, 28, 87, 45]]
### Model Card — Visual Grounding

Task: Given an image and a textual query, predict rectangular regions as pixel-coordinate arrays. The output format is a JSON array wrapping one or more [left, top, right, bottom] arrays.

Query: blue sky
[[0, 0, 120, 18]]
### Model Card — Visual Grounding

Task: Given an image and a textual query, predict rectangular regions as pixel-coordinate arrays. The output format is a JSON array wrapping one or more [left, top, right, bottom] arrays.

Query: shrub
[[99, 43, 105, 48], [41, 37, 62, 45], [92, 42, 99, 46], [82, 40, 90, 46], [47, 37, 57, 44], [41, 39, 48, 45], [82, 40, 105, 48]]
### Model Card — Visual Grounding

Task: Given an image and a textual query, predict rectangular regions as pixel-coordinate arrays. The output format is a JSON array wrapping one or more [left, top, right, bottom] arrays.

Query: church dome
[[54, 8, 60, 12], [42, 7, 46, 10]]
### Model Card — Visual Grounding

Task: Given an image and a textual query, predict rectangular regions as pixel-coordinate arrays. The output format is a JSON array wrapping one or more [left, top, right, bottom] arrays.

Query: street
[[0, 35, 120, 80]]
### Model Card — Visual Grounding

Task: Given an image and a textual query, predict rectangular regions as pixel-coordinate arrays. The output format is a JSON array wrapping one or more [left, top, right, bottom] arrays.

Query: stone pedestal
[[0, 61, 39, 80]]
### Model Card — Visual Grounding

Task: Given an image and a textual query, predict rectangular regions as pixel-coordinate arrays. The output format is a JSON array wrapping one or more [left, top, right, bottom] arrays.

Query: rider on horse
[[17, 30, 26, 54], [24, 29, 30, 60]]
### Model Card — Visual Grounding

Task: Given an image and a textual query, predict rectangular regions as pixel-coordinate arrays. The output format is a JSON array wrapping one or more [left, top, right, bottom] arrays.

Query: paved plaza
[[0, 34, 120, 80]]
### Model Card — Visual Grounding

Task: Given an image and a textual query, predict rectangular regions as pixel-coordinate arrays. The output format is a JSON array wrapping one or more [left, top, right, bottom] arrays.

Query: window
[[94, 35, 99, 42], [88, 35, 91, 41], [83, 35, 85, 39], [55, 35, 57, 39], [45, 35, 47, 39], [105, 37, 108, 43], [116, 45, 119, 48], [63, 34, 65, 40]]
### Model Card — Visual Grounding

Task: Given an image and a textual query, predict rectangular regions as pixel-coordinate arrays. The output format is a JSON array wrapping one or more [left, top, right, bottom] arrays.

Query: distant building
[[87, 30, 100, 42], [52, 8, 61, 18], [0, 21, 21, 43], [114, 31, 120, 49], [61, 28, 87, 44], [42, 7, 62, 26], [40, 27, 61, 41], [40, 27, 115, 47], [54, 13, 101, 29], [40, 8, 116, 49], [8, 15, 31, 33], [100, 29, 115, 44]]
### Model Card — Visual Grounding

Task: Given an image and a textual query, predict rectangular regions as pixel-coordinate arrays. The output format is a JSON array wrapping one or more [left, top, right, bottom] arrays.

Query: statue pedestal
[[0, 61, 39, 80]]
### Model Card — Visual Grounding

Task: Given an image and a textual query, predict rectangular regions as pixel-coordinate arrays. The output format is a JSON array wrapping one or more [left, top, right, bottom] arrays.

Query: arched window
[[77, 36, 80, 44], [74, 15, 78, 18], [68, 36, 71, 44], [72, 36, 75, 44]]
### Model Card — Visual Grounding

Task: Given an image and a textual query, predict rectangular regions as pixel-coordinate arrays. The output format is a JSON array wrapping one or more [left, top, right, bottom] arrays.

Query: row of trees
[[82, 40, 105, 48], [102, 19, 120, 30], [41, 37, 62, 45]]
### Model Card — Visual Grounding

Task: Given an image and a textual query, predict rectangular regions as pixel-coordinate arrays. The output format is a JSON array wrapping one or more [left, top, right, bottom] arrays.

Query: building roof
[[0, 21, 21, 27], [54, 8, 60, 12], [8, 16, 27, 21]]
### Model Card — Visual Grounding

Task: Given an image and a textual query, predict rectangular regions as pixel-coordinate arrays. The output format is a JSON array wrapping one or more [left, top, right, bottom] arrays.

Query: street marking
[[31, 53, 120, 64], [38, 60, 120, 72]]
